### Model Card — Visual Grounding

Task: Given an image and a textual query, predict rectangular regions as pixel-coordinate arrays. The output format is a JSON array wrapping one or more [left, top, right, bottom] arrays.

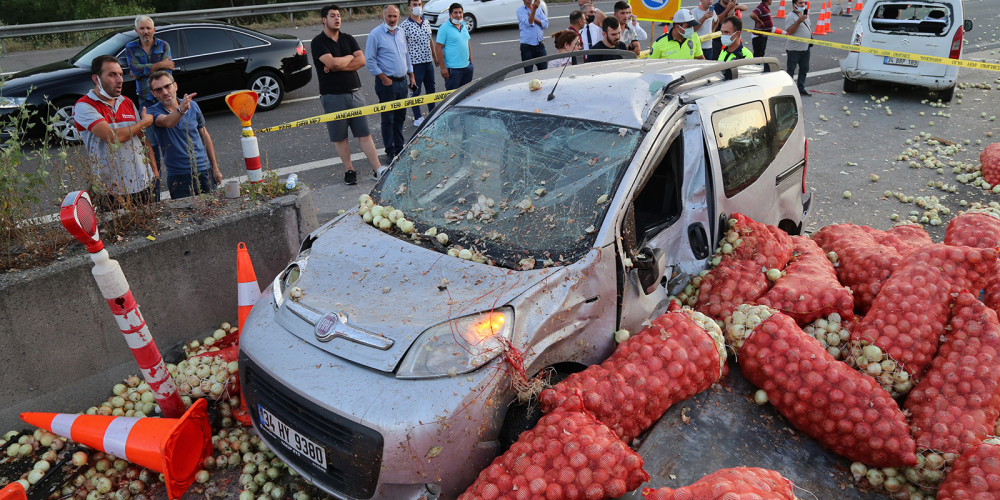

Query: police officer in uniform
[[717, 16, 753, 79], [650, 10, 706, 60]]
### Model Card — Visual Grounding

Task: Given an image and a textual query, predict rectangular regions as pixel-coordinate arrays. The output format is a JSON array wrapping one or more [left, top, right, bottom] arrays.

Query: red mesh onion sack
[[725, 305, 917, 467], [987, 266, 1000, 313], [981, 142, 1000, 187], [641, 468, 795, 500], [812, 224, 902, 315], [719, 213, 794, 270], [903, 292, 1000, 489], [539, 310, 727, 443], [757, 235, 855, 326], [859, 224, 933, 256], [944, 211, 1000, 248], [936, 439, 1000, 500], [696, 261, 771, 321], [458, 410, 650, 500], [848, 244, 998, 395]]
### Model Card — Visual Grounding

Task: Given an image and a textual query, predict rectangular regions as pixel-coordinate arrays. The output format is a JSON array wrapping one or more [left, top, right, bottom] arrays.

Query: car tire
[[463, 13, 477, 33], [49, 98, 82, 144], [843, 77, 859, 93], [497, 368, 571, 452], [937, 85, 955, 103], [249, 70, 285, 112]]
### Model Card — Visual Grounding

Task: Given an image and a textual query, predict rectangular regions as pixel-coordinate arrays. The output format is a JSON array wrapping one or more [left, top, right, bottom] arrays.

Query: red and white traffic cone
[[237, 242, 260, 334], [21, 399, 212, 500], [775, 0, 786, 18], [1, 483, 27, 500], [853, 0, 862, 12], [226, 91, 263, 183], [60, 191, 186, 419]]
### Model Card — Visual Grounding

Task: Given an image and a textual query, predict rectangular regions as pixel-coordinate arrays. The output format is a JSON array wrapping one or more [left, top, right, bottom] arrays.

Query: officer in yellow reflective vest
[[650, 10, 706, 60], [717, 15, 754, 79]]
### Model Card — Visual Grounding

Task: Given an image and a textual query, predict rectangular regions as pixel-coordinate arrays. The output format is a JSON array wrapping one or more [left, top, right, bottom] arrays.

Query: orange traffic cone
[[813, 0, 828, 34], [237, 242, 260, 335], [232, 388, 253, 427], [775, 0, 786, 18], [773, 27, 786, 34], [21, 399, 212, 500], [1, 483, 27, 500], [853, 0, 862, 11], [824, 1, 834, 31]]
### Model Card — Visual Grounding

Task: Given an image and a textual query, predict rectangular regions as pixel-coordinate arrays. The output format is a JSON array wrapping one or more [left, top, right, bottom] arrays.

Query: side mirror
[[633, 247, 667, 295], [964, 19, 973, 32]]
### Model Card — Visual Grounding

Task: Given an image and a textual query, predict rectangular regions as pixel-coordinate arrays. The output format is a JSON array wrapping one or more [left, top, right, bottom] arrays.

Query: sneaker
[[344, 170, 357, 185], [413, 117, 425, 127], [799, 90, 812, 96], [375, 166, 389, 180]]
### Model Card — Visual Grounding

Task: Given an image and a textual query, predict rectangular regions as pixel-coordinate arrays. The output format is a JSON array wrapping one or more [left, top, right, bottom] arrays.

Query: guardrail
[[0, 0, 397, 39]]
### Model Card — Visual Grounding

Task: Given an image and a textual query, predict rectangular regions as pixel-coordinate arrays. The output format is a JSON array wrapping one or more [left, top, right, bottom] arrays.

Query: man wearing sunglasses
[[146, 70, 222, 200]]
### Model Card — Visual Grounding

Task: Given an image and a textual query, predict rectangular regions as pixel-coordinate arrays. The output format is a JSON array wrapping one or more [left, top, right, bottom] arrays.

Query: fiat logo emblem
[[315, 313, 340, 342]]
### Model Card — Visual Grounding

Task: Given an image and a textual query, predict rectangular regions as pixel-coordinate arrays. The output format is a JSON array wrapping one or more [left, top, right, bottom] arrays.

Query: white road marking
[[807, 68, 843, 78], [282, 95, 321, 104], [480, 39, 521, 45]]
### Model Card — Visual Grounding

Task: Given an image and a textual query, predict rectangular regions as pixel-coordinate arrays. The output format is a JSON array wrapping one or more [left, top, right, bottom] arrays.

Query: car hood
[[423, 0, 453, 13], [274, 213, 559, 373], [1, 60, 85, 95]]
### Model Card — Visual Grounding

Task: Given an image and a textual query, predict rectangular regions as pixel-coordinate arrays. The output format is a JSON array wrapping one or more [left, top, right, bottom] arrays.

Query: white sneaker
[[413, 117, 425, 127]]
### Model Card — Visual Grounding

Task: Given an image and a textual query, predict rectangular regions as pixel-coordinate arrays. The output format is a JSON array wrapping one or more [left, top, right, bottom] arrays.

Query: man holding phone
[[366, 5, 417, 163], [517, 0, 549, 73], [614, 1, 646, 56]]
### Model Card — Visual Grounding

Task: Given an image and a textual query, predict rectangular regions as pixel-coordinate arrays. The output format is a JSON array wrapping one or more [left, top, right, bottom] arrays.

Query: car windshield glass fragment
[[373, 107, 642, 270], [71, 33, 132, 67], [871, 2, 952, 35]]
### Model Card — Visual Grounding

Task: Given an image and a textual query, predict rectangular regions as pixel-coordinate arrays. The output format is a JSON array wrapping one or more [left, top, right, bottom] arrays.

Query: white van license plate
[[258, 405, 328, 470], [884, 56, 918, 67]]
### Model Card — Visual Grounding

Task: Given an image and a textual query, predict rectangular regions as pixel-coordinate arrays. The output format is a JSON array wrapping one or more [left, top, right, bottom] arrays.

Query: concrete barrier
[[0, 187, 318, 430]]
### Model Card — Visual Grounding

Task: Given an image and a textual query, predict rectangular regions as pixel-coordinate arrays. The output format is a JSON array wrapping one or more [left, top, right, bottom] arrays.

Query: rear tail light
[[802, 139, 808, 194], [850, 30, 862, 53], [949, 26, 963, 59], [296, 42, 306, 56]]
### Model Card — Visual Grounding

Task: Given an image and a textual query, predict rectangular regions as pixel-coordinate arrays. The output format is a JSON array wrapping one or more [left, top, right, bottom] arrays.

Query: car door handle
[[234, 56, 247, 62], [688, 222, 710, 260]]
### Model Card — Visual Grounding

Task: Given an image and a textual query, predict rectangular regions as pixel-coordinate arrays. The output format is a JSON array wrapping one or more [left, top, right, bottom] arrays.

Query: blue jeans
[[411, 61, 436, 120], [786, 49, 811, 93], [445, 64, 474, 91], [167, 170, 212, 199], [520, 43, 548, 73], [374, 78, 409, 160]]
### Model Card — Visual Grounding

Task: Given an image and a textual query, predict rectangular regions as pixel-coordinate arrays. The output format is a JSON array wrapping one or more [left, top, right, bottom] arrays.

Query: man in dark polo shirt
[[312, 4, 384, 185]]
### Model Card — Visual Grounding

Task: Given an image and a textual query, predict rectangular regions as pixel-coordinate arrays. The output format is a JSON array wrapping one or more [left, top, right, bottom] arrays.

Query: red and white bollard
[[60, 191, 186, 419], [226, 91, 263, 183]]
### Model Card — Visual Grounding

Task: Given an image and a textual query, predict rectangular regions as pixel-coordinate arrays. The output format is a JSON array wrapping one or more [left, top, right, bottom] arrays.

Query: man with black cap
[[650, 10, 706, 59]]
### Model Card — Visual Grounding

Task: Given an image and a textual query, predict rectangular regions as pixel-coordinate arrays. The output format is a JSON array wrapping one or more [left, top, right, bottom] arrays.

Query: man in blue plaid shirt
[[124, 15, 173, 198]]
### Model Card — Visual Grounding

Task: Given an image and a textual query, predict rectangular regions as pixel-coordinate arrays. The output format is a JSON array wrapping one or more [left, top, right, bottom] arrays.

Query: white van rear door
[[861, 1, 958, 78]]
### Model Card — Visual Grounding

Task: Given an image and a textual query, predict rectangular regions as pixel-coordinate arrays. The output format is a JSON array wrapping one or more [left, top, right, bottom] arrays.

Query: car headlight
[[397, 307, 514, 379], [271, 249, 309, 308], [0, 97, 28, 109]]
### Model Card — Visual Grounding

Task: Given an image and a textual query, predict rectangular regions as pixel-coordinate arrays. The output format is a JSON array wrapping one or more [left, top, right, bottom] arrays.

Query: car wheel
[[463, 13, 477, 33], [843, 77, 859, 93], [249, 71, 285, 111], [937, 85, 955, 103], [497, 368, 572, 452], [49, 99, 82, 144]]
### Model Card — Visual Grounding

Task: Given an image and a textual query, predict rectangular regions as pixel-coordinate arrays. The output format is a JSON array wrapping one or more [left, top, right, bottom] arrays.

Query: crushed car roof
[[456, 59, 731, 129]]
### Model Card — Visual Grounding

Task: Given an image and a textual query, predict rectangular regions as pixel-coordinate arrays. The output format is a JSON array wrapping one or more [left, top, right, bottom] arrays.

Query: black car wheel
[[843, 77, 859, 93], [50, 99, 82, 144], [249, 70, 284, 111], [463, 13, 477, 33]]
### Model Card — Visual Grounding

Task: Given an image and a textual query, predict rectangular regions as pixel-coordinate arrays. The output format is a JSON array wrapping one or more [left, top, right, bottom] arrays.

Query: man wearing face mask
[[73, 55, 157, 211], [580, 3, 604, 55], [784, 0, 812, 96], [402, 0, 439, 127], [650, 10, 705, 60], [366, 5, 417, 163], [436, 3, 474, 90], [717, 16, 753, 80], [577, 0, 605, 26]]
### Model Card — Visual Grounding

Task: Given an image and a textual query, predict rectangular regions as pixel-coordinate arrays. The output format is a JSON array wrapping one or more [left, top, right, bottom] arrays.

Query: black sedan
[[0, 20, 312, 143]]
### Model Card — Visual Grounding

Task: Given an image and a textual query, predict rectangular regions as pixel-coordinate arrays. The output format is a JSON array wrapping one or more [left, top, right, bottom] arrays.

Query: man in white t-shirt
[[690, 0, 719, 60]]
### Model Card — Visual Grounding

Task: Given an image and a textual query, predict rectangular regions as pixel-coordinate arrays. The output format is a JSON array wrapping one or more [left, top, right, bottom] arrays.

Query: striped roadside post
[[226, 91, 263, 183], [59, 191, 186, 419]]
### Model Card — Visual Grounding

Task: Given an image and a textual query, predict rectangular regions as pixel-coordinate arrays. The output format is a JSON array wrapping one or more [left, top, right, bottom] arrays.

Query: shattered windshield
[[373, 106, 643, 270]]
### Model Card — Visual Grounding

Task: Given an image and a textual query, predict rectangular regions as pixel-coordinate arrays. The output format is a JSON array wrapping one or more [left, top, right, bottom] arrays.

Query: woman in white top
[[549, 30, 581, 68]]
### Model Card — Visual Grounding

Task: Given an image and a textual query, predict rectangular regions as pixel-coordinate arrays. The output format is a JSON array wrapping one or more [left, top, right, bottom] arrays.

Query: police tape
[[746, 29, 1000, 72], [256, 90, 455, 133]]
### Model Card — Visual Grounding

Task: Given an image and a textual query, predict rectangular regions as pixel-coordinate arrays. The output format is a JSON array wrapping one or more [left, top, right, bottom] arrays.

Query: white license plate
[[883, 56, 918, 67], [258, 405, 328, 470]]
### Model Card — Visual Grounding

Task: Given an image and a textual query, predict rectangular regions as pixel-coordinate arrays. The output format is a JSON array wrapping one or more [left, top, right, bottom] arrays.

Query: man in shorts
[[312, 4, 384, 185]]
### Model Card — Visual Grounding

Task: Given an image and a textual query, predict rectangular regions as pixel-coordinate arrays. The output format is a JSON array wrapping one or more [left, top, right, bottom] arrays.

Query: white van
[[840, 0, 972, 101]]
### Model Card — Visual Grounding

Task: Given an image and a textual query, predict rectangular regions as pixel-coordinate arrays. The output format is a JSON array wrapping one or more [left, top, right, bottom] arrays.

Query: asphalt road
[[1, 1, 999, 221]]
